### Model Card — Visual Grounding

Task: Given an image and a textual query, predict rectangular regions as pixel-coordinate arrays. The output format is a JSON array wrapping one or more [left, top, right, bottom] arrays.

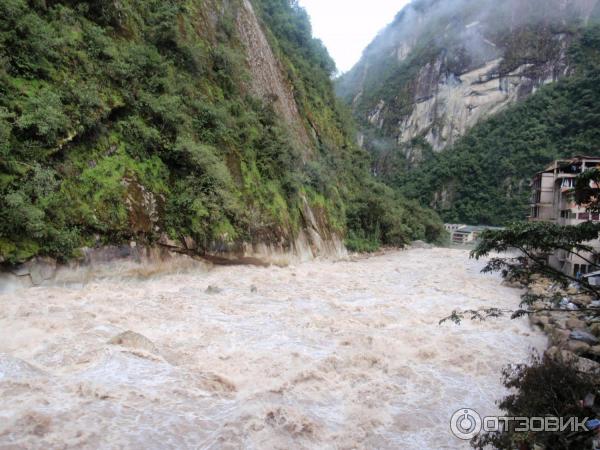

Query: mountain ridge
[[336, 0, 600, 225], [338, 0, 600, 160]]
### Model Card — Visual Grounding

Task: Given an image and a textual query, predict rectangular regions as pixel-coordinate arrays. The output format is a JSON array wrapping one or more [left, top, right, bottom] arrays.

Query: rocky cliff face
[[236, 0, 312, 153], [338, 0, 600, 161], [119, 0, 348, 263], [213, 0, 345, 261], [394, 50, 570, 151]]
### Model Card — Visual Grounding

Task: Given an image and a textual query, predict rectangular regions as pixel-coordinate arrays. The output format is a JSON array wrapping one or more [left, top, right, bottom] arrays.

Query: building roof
[[538, 155, 600, 174], [456, 226, 484, 233], [454, 225, 504, 234]]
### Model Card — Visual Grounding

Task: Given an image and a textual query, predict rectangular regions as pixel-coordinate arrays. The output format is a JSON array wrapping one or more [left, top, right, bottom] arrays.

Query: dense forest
[[396, 25, 600, 225], [0, 0, 445, 264]]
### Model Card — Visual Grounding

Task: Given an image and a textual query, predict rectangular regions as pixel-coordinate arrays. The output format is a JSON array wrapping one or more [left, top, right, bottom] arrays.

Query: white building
[[446, 224, 503, 245], [529, 156, 600, 277]]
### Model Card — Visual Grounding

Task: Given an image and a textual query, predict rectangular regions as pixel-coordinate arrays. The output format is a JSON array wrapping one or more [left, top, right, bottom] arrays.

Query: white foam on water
[[0, 248, 546, 449]]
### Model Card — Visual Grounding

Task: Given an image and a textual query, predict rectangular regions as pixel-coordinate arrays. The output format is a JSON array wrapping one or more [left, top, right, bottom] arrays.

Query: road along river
[[0, 247, 546, 449]]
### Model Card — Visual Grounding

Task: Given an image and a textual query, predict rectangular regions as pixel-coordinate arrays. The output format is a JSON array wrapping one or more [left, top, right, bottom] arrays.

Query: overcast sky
[[297, 0, 411, 74]]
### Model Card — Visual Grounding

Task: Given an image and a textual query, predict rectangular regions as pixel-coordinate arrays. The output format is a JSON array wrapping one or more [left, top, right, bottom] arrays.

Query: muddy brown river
[[0, 248, 545, 449]]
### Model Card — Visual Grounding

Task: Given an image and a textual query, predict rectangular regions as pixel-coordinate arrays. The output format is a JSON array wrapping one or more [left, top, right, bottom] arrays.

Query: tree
[[471, 353, 598, 450]]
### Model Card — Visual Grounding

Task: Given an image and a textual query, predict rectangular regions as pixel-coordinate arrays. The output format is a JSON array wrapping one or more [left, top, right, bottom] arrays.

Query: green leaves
[[472, 221, 600, 259], [345, 180, 446, 250], [0, 163, 79, 263], [15, 88, 69, 145], [575, 168, 600, 211]]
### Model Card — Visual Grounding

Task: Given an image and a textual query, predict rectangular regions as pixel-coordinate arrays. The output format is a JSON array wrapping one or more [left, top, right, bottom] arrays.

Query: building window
[[575, 264, 590, 277], [579, 212, 591, 221], [593, 213, 600, 221]]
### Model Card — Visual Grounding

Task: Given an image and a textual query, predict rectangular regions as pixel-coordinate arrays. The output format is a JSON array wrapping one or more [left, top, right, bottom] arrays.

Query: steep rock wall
[[236, 0, 312, 153], [395, 38, 571, 150], [228, 0, 345, 261]]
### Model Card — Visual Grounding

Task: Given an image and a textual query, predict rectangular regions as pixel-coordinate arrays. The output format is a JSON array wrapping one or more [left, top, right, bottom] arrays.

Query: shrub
[[15, 88, 69, 145], [472, 353, 599, 450]]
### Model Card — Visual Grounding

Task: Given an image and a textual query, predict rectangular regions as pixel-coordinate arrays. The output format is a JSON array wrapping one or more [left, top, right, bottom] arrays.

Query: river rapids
[[0, 247, 546, 449]]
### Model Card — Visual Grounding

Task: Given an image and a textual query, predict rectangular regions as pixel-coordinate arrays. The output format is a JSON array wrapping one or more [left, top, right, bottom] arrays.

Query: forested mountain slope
[[397, 25, 600, 225], [337, 0, 600, 225], [0, 0, 444, 264]]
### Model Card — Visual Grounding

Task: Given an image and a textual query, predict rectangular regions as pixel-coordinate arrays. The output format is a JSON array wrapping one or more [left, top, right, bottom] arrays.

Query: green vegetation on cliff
[[0, 0, 444, 263], [397, 25, 600, 225]]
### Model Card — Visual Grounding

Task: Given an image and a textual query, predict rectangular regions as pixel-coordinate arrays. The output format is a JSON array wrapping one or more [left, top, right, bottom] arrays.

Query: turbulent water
[[0, 248, 545, 449]]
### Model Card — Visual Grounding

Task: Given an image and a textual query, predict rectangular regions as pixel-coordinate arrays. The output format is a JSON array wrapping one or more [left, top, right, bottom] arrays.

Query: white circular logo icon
[[450, 408, 482, 440]]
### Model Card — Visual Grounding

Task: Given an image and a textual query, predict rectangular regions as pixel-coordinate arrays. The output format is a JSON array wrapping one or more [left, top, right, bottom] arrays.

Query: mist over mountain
[[337, 0, 600, 225]]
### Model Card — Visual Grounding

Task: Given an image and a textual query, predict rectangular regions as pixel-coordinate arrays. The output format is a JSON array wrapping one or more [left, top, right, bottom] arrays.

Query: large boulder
[[10, 257, 57, 286], [547, 347, 600, 373], [567, 340, 591, 355], [158, 233, 183, 249], [121, 177, 160, 234], [566, 317, 587, 330], [576, 356, 600, 374], [570, 329, 599, 346], [589, 323, 600, 338], [531, 313, 550, 329], [551, 328, 571, 345], [108, 331, 159, 355]]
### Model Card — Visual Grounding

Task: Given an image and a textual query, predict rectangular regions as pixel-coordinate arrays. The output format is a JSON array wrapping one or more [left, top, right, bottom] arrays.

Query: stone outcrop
[[6, 257, 57, 287], [0, 245, 208, 294], [394, 50, 570, 151], [195, 193, 348, 266], [121, 177, 161, 234], [354, 30, 572, 153], [108, 331, 160, 356], [0, 194, 348, 292]]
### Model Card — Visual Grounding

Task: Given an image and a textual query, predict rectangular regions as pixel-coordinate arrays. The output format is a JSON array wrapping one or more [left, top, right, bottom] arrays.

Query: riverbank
[[0, 248, 545, 449], [0, 236, 347, 294], [526, 276, 600, 372]]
